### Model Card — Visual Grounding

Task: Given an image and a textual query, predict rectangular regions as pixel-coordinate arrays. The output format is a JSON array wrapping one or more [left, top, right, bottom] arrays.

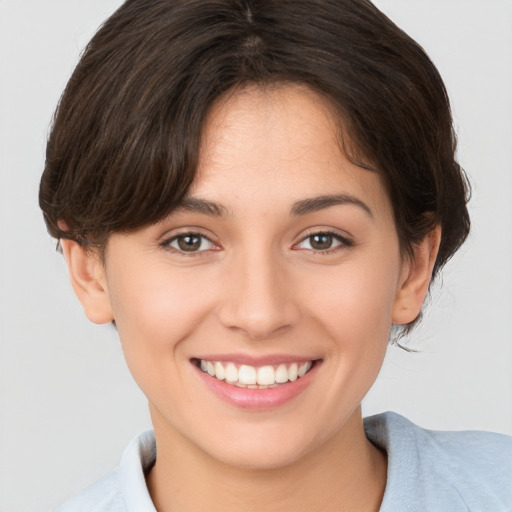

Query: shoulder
[[364, 412, 512, 511], [53, 470, 125, 512], [53, 431, 157, 512]]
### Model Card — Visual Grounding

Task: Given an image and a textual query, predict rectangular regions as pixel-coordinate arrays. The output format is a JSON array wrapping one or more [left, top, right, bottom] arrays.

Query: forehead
[[191, 84, 392, 220], [200, 84, 340, 172]]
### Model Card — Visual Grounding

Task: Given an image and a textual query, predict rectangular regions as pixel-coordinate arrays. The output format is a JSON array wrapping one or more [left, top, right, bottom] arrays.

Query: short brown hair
[[40, 0, 469, 281]]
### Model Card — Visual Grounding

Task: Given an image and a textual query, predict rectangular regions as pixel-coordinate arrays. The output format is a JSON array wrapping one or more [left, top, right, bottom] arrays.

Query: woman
[[39, 0, 511, 510]]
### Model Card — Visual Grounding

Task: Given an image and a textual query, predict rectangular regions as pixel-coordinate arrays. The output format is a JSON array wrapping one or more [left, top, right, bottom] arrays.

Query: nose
[[216, 250, 300, 340]]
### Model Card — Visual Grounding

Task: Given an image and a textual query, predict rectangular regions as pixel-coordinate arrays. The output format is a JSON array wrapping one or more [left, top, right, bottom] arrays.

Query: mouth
[[192, 358, 317, 389], [191, 356, 321, 410]]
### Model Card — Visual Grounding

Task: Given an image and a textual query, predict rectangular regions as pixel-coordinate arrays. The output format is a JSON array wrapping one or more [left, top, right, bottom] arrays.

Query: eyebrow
[[174, 197, 227, 217], [173, 193, 373, 219], [291, 194, 373, 218]]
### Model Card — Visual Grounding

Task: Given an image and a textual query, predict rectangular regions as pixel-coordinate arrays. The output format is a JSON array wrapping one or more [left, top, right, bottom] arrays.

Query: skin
[[62, 84, 440, 512]]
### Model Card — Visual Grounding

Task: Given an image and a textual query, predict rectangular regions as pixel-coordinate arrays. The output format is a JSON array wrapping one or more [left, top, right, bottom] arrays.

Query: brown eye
[[166, 233, 214, 253], [296, 231, 352, 252], [177, 235, 201, 251], [310, 233, 334, 250]]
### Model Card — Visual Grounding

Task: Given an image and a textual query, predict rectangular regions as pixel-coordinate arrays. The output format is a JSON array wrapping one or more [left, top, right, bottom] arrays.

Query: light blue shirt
[[53, 412, 512, 511]]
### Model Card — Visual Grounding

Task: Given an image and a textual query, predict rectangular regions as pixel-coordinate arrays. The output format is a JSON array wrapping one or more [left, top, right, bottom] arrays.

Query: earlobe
[[60, 239, 114, 324], [392, 226, 442, 325]]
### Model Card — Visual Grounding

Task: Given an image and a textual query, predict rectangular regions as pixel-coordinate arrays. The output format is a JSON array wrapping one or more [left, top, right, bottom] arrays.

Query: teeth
[[238, 365, 257, 385], [214, 362, 225, 381], [288, 363, 298, 382], [198, 359, 313, 387], [257, 365, 275, 386], [298, 362, 309, 377], [225, 363, 238, 383], [275, 364, 288, 383]]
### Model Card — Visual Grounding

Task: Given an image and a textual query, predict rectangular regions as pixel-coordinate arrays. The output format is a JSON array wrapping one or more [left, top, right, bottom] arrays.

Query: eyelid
[[293, 229, 354, 252], [159, 229, 220, 255]]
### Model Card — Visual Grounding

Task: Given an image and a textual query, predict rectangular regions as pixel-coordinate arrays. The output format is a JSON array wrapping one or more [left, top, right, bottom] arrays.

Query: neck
[[146, 408, 387, 512]]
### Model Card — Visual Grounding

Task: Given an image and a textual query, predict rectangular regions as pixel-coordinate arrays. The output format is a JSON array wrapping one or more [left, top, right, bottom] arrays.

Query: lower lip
[[193, 362, 320, 410]]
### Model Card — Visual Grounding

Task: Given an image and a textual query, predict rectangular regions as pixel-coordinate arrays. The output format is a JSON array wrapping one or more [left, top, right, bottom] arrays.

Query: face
[[91, 85, 420, 469]]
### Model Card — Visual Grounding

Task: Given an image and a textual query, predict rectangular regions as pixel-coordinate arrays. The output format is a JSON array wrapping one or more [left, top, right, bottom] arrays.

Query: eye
[[163, 233, 215, 253], [295, 231, 352, 252]]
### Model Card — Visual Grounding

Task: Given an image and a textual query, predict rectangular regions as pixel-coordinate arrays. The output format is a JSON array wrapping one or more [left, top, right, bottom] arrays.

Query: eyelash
[[294, 230, 354, 254], [161, 230, 353, 256], [160, 232, 217, 257]]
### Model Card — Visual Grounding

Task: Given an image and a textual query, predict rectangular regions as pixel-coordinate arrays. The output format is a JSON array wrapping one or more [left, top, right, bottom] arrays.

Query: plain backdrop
[[0, 1, 511, 511]]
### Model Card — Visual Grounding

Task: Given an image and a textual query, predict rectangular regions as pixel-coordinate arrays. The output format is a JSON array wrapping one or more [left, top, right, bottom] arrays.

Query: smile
[[196, 359, 314, 388]]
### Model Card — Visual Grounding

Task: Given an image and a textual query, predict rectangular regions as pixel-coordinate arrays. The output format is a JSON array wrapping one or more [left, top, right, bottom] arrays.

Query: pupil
[[311, 234, 332, 250], [178, 235, 201, 251]]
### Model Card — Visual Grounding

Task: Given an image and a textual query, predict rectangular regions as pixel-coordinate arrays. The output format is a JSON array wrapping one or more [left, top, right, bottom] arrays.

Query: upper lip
[[192, 354, 320, 366]]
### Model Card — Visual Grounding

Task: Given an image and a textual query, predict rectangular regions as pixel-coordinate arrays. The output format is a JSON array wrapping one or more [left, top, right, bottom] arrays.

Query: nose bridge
[[217, 244, 299, 339]]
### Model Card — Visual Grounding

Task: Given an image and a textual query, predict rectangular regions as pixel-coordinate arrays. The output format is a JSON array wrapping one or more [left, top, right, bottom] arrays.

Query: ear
[[392, 226, 442, 325], [60, 239, 114, 324]]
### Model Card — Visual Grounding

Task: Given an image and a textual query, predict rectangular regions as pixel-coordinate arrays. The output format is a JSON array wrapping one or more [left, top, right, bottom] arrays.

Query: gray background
[[1, 1, 511, 511]]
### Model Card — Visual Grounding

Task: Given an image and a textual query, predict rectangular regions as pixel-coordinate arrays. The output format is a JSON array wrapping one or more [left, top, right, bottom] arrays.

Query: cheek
[[298, 250, 401, 400], [302, 255, 401, 339], [106, 265, 223, 418], [107, 266, 216, 362]]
